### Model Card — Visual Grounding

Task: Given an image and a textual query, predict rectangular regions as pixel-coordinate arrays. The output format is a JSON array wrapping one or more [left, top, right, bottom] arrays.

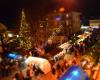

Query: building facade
[[38, 11, 81, 43], [89, 20, 100, 26]]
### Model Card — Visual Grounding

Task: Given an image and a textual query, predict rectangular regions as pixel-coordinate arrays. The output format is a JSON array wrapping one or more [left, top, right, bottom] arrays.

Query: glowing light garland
[[19, 9, 33, 50]]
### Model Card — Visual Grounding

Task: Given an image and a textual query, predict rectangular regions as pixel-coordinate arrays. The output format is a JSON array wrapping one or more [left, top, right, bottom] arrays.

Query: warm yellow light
[[19, 9, 33, 50]]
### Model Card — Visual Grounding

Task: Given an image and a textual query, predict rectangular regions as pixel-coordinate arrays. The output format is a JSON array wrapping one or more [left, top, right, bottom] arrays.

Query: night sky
[[0, 0, 100, 28]]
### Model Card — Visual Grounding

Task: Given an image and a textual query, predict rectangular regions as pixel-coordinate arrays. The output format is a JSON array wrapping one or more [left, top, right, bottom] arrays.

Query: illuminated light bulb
[[59, 7, 65, 12]]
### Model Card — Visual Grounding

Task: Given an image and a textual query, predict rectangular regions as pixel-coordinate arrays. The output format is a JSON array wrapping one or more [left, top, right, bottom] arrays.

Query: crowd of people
[[0, 28, 100, 80]]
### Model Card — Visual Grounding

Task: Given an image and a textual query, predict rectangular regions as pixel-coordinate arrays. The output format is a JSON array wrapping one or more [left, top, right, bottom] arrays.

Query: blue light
[[58, 65, 90, 80], [8, 53, 17, 59], [66, 78, 71, 80], [9, 54, 16, 57], [72, 70, 79, 76]]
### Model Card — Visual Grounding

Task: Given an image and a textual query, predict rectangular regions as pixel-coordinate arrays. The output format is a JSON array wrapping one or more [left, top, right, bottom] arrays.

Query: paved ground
[[2, 57, 100, 80], [1, 43, 100, 80], [1, 55, 82, 80]]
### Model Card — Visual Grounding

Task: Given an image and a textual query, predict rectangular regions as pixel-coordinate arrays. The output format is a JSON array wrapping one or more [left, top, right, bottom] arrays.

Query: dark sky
[[0, 0, 100, 28]]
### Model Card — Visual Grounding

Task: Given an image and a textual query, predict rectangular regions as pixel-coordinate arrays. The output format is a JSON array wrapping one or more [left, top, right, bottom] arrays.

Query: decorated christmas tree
[[19, 9, 33, 50]]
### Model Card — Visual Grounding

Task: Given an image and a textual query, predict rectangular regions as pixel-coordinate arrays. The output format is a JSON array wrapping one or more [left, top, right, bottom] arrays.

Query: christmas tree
[[19, 9, 33, 50]]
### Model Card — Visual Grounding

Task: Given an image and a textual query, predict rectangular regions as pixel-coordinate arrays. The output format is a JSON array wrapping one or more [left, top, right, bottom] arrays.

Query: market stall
[[77, 32, 92, 44], [59, 42, 71, 49], [25, 56, 51, 74]]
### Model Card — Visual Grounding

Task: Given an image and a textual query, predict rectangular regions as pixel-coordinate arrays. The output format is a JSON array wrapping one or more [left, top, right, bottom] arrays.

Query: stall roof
[[25, 56, 49, 64], [59, 42, 71, 49]]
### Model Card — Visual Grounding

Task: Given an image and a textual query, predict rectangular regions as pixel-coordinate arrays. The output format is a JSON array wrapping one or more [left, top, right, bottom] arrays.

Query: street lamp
[[59, 7, 65, 12]]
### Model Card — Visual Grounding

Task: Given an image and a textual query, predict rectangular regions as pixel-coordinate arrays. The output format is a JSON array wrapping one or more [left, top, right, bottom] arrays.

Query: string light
[[19, 9, 33, 50]]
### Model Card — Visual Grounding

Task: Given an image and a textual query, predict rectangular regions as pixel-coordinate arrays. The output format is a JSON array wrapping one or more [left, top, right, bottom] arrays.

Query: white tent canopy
[[25, 56, 51, 74]]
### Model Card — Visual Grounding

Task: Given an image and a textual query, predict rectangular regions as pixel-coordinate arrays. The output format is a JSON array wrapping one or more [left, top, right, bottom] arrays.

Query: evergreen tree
[[19, 9, 33, 50]]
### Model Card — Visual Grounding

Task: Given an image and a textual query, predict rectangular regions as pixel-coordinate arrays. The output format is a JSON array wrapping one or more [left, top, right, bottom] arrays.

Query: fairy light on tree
[[19, 9, 33, 50]]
